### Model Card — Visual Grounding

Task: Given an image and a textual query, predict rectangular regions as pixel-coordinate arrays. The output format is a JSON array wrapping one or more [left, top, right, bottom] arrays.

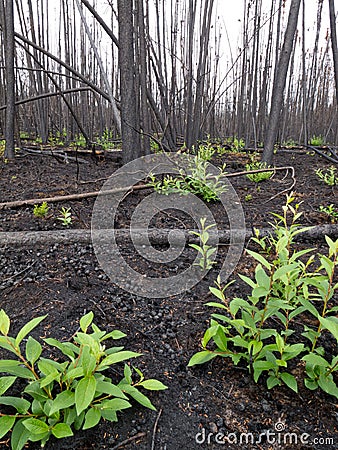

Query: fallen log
[[0, 224, 337, 247]]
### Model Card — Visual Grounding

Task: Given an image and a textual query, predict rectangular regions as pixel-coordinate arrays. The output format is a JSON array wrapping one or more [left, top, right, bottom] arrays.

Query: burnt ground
[[0, 147, 337, 450]]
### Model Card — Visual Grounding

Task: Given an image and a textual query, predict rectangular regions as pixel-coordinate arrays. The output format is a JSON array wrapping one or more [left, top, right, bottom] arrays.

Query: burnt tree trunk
[[3, 0, 15, 159], [328, 0, 338, 143], [117, 0, 141, 164], [262, 0, 301, 164]]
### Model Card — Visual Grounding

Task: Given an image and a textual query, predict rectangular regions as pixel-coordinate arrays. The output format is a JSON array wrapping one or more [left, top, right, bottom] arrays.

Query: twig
[[0, 184, 149, 209], [88, 298, 106, 316], [265, 166, 296, 202], [110, 432, 147, 450], [1, 260, 36, 283], [151, 408, 163, 450]]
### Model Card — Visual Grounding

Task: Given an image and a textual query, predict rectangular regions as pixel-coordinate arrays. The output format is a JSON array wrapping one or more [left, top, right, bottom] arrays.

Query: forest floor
[[0, 147, 337, 450]]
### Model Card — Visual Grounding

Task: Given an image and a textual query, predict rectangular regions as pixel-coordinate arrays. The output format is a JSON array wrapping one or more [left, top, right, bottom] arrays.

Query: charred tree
[[328, 0, 338, 142], [262, 0, 302, 164], [117, 0, 141, 163], [3, 0, 15, 159]]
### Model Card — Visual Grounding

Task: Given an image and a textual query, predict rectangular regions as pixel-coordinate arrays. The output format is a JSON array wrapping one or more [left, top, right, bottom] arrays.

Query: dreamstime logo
[[195, 422, 334, 446], [91, 153, 246, 298]]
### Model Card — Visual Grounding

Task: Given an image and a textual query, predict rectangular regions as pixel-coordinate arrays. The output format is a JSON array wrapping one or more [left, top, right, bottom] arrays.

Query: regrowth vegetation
[[148, 153, 227, 202], [189, 194, 338, 398], [0, 311, 167, 450]]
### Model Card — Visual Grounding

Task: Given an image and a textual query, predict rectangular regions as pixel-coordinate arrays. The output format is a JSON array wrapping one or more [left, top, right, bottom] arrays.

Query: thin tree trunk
[[328, 0, 338, 143], [262, 0, 301, 164], [4, 0, 15, 159], [117, 0, 141, 163]]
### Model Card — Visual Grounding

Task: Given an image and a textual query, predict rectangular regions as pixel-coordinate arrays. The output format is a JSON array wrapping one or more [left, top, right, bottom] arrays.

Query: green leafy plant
[[150, 139, 161, 153], [71, 134, 86, 148], [19, 132, 30, 140], [49, 129, 67, 147], [33, 202, 49, 219], [148, 155, 227, 202], [193, 142, 215, 161], [281, 138, 297, 148], [319, 204, 338, 223], [189, 194, 338, 398], [310, 135, 325, 146], [245, 194, 252, 202], [316, 166, 338, 186], [189, 218, 217, 271], [245, 159, 273, 183], [0, 310, 167, 450], [57, 207, 72, 226], [224, 137, 245, 152], [97, 128, 116, 150]]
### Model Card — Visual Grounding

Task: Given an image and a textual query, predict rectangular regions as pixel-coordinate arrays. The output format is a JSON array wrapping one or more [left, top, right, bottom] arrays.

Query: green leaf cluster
[[33, 202, 49, 219], [189, 217, 217, 272], [316, 166, 337, 186], [0, 311, 167, 450], [245, 160, 273, 183], [148, 153, 227, 202], [189, 193, 338, 398]]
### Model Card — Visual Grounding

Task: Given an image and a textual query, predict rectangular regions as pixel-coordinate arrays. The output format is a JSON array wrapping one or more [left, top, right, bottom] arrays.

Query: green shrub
[[189, 194, 338, 398], [0, 311, 167, 449], [316, 166, 337, 186], [310, 135, 325, 146], [245, 160, 273, 183], [33, 202, 49, 219], [148, 155, 227, 202], [189, 217, 217, 272], [319, 204, 338, 223]]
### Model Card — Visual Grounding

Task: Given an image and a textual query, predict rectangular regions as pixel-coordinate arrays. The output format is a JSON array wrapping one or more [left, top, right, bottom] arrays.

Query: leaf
[[102, 330, 126, 341], [11, 419, 30, 450], [24, 381, 49, 402], [0, 310, 10, 335], [273, 264, 298, 281], [101, 409, 118, 422], [22, 418, 49, 435], [63, 367, 84, 381], [80, 311, 94, 333], [280, 372, 298, 392], [25, 337, 42, 365], [49, 390, 75, 416], [319, 316, 338, 342], [0, 336, 17, 354], [100, 397, 131, 411], [83, 408, 101, 430], [51, 423, 74, 439], [118, 384, 154, 410], [0, 396, 31, 413], [255, 266, 271, 290], [302, 353, 330, 368], [97, 351, 141, 370], [238, 274, 256, 289], [138, 380, 168, 391], [252, 361, 276, 382], [81, 345, 97, 376], [75, 375, 97, 415], [188, 351, 217, 366], [43, 338, 76, 359], [0, 376, 16, 396], [15, 315, 47, 347], [123, 364, 132, 384], [246, 250, 271, 270], [74, 411, 85, 430], [267, 375, 281, 390], [318, 375, 338, 398], [0, 415, 16, 439]]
